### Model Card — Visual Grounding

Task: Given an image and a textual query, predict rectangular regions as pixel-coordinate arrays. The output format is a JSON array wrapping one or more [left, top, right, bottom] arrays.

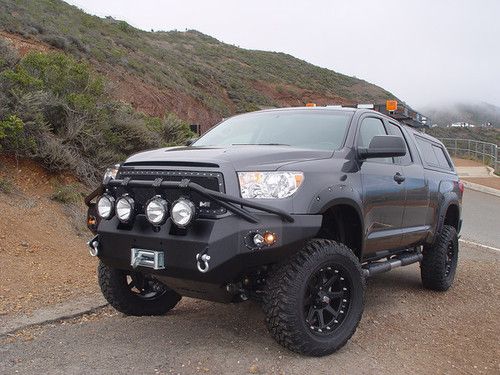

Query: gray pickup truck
[[85, 106, 463, 356]]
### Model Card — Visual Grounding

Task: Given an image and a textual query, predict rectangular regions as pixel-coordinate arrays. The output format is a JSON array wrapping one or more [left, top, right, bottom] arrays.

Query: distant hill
[[427, 126, 500, 146], [0, 0, 396, 131], [421, 102, 500, 128]]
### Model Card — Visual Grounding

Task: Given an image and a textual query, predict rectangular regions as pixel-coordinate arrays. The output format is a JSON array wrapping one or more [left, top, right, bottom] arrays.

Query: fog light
[[145, 196, 169, 226], [252, 231, 277, 247], [115, 195, 135, 223], [171, 198, 195, 228], [97, 194, 114, 219], [253, 233, 265, 247]]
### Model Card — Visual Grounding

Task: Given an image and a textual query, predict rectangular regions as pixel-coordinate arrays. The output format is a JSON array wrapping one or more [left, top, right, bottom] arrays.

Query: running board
[[363, 251, 423, 277]]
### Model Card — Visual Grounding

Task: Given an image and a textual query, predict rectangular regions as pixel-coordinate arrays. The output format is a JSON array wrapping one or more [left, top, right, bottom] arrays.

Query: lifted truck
[[85, 105, 462, 356]]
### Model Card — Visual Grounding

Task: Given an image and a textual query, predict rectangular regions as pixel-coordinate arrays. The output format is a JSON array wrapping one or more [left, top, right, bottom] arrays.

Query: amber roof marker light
[[386, 100, 398, 113]]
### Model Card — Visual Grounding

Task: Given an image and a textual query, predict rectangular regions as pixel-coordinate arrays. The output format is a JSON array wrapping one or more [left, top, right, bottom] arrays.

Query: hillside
[[427, 126, 500, 146], [421, 102, 500, 128], [0, 0, 395, 132]]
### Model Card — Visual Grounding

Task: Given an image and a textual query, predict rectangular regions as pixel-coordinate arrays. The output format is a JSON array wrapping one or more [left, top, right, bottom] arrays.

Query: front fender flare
[[308, 183, 364, 220]]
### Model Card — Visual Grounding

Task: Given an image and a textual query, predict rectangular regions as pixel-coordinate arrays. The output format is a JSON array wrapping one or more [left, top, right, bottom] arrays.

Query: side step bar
[[363, 251, 423, 277]]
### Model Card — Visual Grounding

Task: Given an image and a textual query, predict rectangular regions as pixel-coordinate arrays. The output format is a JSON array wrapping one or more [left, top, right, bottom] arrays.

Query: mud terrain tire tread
[[98, 261, 181, 316], [421, 225, 458, 291], [262, 239, 365, 356]]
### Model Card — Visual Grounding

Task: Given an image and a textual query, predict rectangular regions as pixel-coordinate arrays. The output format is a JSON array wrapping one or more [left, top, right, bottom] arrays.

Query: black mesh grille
[[115, 169, 226, 217]]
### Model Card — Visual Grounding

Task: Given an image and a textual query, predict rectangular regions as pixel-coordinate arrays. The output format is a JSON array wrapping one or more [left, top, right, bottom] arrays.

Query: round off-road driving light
[[97, 194, 115, 219], [171, 198, 196, 228], [145, 196, 169, 226], [115, 195, 135, 223]]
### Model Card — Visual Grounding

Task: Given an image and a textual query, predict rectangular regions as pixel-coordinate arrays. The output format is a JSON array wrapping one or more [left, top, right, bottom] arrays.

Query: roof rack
[[372, 101, 430, 128], [316, 101, 430, 128]]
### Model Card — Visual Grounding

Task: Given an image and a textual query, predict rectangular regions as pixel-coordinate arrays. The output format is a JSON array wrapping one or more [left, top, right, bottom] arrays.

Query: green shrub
[[0, 46, 193, 184], [117, 21, 133, 33], [40, 34, 70, 50], [50, 183, 82, 204], [0, 177, 13, 193], [0, 115, 25, 150]]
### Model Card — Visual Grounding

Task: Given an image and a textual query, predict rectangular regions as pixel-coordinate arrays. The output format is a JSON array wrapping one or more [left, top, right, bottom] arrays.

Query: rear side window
[[432, 145, 453, 170], [415, 137, 452, 170]]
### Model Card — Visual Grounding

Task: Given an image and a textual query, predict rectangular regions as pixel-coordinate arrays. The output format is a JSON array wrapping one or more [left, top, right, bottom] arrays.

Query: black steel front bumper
[[96, 213, 321, 302], [86, 178, 321, 302]]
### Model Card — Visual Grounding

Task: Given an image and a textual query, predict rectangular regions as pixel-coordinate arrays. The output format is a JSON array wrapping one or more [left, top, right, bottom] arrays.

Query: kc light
[[238, 171, 304, 199], [103, 164, 120, 184], [145, 196, 169, 226], [115, 195, 135, 223], [171, 198, 196, 228], [97, 194, 115, 219]]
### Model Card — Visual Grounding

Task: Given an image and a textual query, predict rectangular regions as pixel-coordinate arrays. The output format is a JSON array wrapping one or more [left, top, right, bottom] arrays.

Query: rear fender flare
[[433, 193, 460, 242]]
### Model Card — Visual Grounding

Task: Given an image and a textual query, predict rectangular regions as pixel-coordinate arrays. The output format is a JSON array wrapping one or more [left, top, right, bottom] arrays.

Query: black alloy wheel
[[304, 265, 352, 335]]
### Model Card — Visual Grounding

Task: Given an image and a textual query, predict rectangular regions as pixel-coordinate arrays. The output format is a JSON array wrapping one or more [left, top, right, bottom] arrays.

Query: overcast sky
[[65, 0, 500, 108]]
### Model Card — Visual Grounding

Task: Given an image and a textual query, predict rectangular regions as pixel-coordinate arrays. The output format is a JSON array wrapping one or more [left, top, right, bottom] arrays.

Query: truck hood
[[124, 145, 333, 171]]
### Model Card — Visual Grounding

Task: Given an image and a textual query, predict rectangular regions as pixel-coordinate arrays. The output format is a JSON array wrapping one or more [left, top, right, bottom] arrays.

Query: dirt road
[[1, 243, 499, 375]]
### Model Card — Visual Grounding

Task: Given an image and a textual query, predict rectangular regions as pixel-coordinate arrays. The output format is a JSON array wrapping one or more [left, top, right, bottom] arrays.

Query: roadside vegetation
[[0, 40, 193, 184], [0, 0, 395, 118]]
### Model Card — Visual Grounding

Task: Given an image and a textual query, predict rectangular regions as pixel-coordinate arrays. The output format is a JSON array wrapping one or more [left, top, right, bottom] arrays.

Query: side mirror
[[185, 138, 198, 146], [358, 135, 406, 159]]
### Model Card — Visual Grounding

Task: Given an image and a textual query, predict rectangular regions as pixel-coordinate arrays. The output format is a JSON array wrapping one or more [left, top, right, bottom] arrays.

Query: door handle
[[394, 172, 405, 184]]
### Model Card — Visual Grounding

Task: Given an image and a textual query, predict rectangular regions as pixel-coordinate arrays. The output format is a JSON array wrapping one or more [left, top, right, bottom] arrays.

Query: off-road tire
[[421, 225, 459, 291], [98, 261, 181, 316], [263, 239, 365, 356]]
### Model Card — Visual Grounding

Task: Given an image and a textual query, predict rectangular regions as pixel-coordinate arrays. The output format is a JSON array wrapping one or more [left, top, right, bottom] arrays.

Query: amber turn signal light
[[87, 215, 97, 227], [263, 231, 277, 246]]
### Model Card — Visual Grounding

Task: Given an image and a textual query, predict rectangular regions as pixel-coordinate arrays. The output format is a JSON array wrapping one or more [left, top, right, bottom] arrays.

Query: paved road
[[461, 188, 500, 248], [1, 244, 499, 375]]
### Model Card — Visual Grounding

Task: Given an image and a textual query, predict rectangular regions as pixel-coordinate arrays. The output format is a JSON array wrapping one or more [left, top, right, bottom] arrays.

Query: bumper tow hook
[[87, 236, 99, 257], [196, 249, 211, 273]]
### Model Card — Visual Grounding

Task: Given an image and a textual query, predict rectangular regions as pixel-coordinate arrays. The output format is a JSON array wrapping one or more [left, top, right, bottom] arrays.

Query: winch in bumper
[[94, 213, 321, 302]]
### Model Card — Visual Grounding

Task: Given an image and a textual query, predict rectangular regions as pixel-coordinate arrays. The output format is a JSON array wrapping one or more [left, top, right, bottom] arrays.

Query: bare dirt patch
[[0, 31, 52, 56], [452, 157, 486, 167], [0, 156, 99, 316], [463, 177, 500, 190]]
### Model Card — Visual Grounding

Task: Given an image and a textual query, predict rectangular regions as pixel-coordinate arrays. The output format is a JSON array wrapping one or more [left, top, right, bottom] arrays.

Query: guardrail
[[439, 138, 498, 172]]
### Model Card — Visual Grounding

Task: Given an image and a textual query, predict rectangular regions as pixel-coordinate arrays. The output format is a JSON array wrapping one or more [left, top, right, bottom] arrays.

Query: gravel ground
[[0, 157, 99, 316], [1, 244, 498, 375]]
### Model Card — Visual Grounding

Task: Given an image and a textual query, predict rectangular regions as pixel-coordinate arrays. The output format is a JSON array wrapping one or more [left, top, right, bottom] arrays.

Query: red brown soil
[[0, 156, 99, 316], [452, 157, 486, 167], [462, 177, 500, 190], [97, 62, 224, 132], [0, 31, 53, 56]]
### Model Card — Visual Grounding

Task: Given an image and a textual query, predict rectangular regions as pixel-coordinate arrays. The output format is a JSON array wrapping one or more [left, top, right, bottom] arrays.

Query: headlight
[[115, 195, 135, 223], [97, 194, 114, 219], [145, 196, 169, 226], [171, 198, 196, 228], [103, 164, 120, 184], [237, 171, 304, 199]]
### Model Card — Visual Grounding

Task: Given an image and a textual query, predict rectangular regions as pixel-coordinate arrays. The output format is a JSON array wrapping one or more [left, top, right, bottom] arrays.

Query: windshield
[[193, 110, 353, 151]]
